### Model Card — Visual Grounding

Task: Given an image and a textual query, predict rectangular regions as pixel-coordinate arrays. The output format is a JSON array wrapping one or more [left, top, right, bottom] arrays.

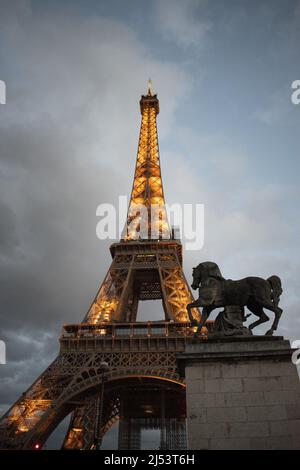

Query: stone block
[[210, 438, 250, 450], [215, 393, 226, 406], [224, 391, 265, 407], [259, 361, 296, 377], [250, 436, 293, 450], [188, 422, 229, 439], [270, 420, 290, 436], [188, 407, 207, 424], [242, 375, 300, 392], [188, 380, 205, 394], [187, 437, 209, 450], [207, 406, 246, 423], [187, 392, 216, 408], [205, 378, 243, 393], [228, 421, 269, 438], [204, 378, 221, 393], [243, 376, 282, 392], [291, 436, 300, 450], [186, 367, 204, 381], [222, 362, 261, 378], [286, 404, 300, 420], [264, 390, 300, 405], [220, 363, 239, 378], [279, 374, 300, 390], [202, 364, 222, 379], [288, 419, 300, 435], [246, 405, 287, 421]]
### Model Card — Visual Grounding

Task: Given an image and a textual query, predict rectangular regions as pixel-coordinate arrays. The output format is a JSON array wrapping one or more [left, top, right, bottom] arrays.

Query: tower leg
[[62, 400, 97, 449]]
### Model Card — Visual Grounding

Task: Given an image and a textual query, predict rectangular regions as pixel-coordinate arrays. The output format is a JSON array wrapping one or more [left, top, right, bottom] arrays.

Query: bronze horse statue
[[187, 261, 283, 336]]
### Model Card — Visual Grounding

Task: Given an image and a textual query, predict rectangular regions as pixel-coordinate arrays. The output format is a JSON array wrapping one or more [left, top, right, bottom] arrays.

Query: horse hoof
[[265, 329, 274, 336]]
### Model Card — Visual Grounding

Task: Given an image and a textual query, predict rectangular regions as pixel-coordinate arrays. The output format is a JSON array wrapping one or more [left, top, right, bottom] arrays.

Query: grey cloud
[[154, 0, 212, 49]]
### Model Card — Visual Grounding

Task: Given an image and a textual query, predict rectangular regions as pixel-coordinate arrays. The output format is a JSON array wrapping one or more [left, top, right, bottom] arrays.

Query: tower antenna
[[147, 78, 154, 96]]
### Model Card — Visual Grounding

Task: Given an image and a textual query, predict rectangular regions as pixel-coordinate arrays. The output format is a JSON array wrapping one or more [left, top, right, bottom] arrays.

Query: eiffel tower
[[0, 82, 206, 450]]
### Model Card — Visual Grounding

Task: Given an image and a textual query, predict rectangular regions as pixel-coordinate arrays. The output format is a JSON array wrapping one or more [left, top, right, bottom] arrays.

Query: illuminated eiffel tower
[[0, 82, 204, 450]]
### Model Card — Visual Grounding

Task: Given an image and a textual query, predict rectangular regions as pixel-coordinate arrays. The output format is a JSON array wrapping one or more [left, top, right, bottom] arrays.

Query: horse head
[[191, 265, 202, 290], [191, 261, 224, 290]]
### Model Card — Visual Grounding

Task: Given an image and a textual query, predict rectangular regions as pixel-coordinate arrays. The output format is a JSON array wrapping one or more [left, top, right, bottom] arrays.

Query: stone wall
[[177, 337, 300, 449]]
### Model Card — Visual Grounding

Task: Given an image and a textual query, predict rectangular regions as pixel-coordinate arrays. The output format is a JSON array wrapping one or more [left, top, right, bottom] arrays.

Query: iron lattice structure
[[0, 84, 207, 450]]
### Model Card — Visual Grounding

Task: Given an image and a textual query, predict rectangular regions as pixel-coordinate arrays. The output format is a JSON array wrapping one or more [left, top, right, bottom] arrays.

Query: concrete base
[[177, 336, 300, 449]]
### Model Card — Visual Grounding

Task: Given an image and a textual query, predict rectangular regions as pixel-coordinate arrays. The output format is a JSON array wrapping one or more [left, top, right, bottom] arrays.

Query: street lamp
[[94, 361, 109, 450]]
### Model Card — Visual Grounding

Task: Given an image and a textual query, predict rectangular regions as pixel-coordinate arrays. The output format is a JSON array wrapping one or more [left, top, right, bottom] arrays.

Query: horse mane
[[195, 261, 225, 281]]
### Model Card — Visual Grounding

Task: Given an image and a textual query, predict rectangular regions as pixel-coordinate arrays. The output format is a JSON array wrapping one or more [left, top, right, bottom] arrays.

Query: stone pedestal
[[177, 336, 300, 450]]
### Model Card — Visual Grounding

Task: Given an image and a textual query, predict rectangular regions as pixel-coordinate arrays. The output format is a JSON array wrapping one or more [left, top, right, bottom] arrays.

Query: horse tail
[[267, 275, 282, 306]]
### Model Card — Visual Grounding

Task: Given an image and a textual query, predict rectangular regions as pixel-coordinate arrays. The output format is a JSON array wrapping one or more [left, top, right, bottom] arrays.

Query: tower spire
[[125, 85, 170, 240], [147, 78, 154, 96]]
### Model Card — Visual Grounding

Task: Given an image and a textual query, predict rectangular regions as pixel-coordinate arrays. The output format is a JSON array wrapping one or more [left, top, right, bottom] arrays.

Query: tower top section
[[140, 79, 159, 115], [124, 83, 170, 241]]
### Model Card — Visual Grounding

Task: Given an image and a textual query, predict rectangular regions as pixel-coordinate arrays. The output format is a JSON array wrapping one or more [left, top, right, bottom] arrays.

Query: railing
[[61, 321, 214, 340]]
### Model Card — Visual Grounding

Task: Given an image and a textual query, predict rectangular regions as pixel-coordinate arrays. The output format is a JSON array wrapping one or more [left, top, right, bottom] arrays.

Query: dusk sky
[[0, 0, 299, 448]]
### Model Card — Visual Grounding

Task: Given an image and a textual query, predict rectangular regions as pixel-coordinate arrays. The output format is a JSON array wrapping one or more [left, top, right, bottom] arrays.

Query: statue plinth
[[177, 336, 300, 449]]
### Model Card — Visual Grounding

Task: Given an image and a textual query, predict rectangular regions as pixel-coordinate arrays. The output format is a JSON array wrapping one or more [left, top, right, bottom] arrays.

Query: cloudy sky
[[0, 0, 299, 449]]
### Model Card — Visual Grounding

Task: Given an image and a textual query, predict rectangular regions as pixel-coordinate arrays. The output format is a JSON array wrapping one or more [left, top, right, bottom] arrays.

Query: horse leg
[[186, 302, 193, 323], [195, 307, 213, 337], [259, 301, 283, 336], [187, 299, 202, 325], [247, 304, 269, 333], [272, 307, 283, 331]]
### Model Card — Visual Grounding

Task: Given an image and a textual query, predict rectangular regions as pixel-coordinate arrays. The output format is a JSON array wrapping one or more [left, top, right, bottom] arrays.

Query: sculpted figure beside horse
[[187, 262, 283, 337]]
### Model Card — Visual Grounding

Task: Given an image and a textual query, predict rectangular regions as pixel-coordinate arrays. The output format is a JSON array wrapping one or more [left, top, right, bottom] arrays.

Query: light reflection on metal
[[4, 399, 52, 436], [85, 270, 120, 324]]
